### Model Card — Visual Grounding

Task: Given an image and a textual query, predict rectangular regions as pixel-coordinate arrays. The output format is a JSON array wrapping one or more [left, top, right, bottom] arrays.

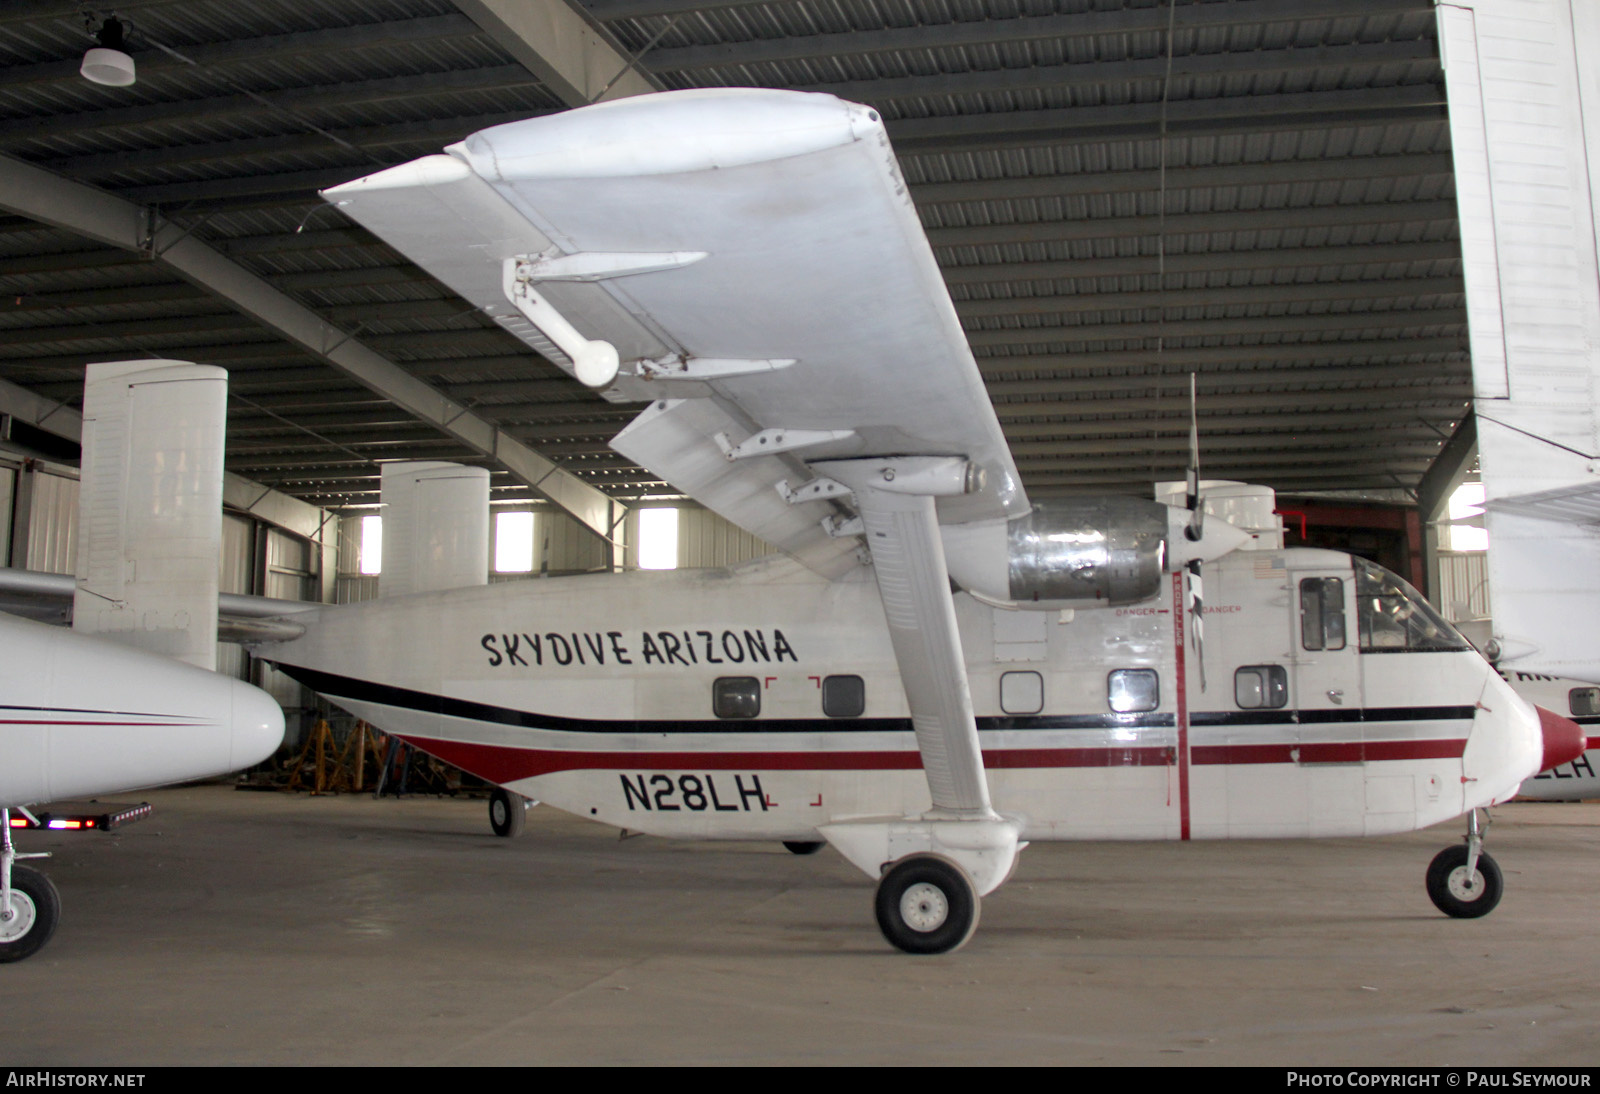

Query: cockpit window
[[1354, 559, 1471, 653]]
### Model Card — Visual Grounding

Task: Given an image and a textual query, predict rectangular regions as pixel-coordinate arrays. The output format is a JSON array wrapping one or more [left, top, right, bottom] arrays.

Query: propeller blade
[[1187, 557, 1206, 692], [1185, 374, 1204, 543]]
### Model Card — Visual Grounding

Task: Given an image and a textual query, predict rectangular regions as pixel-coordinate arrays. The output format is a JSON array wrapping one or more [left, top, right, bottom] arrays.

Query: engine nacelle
[[941, 495, 1254, 610]]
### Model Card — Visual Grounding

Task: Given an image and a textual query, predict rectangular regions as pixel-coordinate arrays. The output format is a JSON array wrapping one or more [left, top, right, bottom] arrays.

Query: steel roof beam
[[1001, 407, 1469, 438], [953, 277, 1464, 319], [0, 152, 624, 542], [927, 199, 1460, 250], [992, 389, 1471, 419], [985, 366, 1470, 400], [939, 242, 1463, 284], [973, 338, 1467, 370], [913, 154, 1454, 207], [966, 308, 1465, 348], [455, 0, 658, 107], [891, 104, 1446, 157]]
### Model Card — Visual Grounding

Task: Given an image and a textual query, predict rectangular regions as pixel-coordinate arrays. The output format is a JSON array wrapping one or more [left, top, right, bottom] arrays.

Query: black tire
[[1426, 845, 1504, 919], [782, 841, 824, 856], [489, 788, 526, 838], [0, 865, 60, 963], [874, 855, 980, 955]]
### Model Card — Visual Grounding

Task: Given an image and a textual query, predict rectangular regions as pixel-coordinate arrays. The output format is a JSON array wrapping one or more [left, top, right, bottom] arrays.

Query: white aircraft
[[1501, 671, 1600, 800], [0, 360, 286, 963], [0, 615, 285, 962], [245, 89, 1583, 953]]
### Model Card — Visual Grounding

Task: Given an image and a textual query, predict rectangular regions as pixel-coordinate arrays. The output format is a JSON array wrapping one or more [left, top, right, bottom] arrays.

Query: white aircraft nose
[[229, 678, 285, 771]]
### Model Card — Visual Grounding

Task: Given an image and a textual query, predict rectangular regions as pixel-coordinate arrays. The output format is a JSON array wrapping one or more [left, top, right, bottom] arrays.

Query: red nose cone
[[1536, 706, 1587, 771]]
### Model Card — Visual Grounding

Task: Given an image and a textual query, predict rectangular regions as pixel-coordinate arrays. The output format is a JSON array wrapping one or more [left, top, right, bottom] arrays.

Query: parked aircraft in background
[[1503, 671, 1600, 800], [0, 615, 284, 961], [235, 90, 1586, 953], [0, 361, 285, 963]]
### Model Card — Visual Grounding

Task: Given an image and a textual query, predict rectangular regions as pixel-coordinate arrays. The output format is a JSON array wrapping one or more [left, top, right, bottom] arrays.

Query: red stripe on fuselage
[[397, 734, 1466, 789]]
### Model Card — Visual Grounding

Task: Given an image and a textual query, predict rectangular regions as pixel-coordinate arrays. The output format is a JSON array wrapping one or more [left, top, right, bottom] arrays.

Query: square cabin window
[[1235, 665, 1289, 710], [1107, 669, 1159, 714], [1570, 687, 1600, 717], [1000, 671, 1044, 715], [821, 675, 865, 718], [1300, 577, 1346, 651], [713, 676, 760, 719]]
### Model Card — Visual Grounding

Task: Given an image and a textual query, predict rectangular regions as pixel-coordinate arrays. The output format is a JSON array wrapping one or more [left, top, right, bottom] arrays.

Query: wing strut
[[807, 457, 1023, 906]]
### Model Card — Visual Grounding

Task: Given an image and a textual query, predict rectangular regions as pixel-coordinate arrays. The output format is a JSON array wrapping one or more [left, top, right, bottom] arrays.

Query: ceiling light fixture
[[81, 16, 136, 87]]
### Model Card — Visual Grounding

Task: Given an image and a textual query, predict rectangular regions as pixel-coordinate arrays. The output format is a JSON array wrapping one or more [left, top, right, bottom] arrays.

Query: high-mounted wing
[[322, 89, 1027, 578]]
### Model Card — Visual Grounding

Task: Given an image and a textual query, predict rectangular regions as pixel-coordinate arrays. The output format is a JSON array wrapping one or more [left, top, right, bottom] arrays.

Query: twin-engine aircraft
[[256, 89, 1582, 953]]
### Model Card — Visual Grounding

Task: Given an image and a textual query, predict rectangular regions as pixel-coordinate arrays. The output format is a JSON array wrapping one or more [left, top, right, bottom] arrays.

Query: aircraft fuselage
[[262, 546, 1549, 845]]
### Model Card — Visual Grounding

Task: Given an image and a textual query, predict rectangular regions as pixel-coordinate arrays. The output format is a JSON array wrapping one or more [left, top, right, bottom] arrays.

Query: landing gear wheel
[[782, 841, 824, 856], [0, 865, 60, 963], [1426, 845, 1503, 918], [874, 855, 980, 955], [488, 788, 526, 838]]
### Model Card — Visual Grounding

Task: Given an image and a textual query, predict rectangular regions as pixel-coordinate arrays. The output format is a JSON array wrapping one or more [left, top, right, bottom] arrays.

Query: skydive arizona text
[[481, 628, 798, 668]]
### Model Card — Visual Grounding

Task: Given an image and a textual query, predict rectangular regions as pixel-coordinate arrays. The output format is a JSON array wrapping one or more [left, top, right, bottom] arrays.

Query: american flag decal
[[1253, 556, 1286, 580]]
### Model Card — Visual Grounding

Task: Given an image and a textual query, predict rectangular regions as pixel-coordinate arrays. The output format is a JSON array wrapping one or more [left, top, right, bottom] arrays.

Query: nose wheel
[[1426, 809, 1504, 918], [1, 808, 60, 962]]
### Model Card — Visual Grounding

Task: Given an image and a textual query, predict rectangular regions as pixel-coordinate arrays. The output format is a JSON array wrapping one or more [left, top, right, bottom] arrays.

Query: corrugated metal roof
[[0, 0, 1473, 506]]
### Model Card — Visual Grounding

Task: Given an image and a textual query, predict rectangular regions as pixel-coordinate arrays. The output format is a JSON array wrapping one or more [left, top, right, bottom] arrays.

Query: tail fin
[[73, 360, 226, 670]]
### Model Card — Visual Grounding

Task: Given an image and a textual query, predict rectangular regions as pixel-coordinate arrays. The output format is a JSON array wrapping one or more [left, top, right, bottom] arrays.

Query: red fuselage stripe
[[398, 734, 1469, 788]]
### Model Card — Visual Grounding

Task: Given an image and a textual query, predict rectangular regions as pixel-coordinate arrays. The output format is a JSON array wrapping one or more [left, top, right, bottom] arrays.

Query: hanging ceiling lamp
[[81, 16, 136, 87]]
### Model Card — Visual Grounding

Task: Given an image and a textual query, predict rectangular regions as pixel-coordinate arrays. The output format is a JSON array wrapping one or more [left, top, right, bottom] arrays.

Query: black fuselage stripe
[[270, 662, 1476, 735]]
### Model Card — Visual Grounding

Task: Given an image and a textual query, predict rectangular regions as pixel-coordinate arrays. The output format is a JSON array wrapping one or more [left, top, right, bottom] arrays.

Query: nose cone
[[1536, 706, 1586, 772], [230, 679, 286, 771]]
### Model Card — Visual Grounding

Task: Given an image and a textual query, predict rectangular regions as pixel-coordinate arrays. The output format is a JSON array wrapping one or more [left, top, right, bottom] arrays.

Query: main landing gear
[[488, 787, 531, 838], [874, 855, 980, 955], [0, 808, 60, 963], [1426, 808, 1504, 919]]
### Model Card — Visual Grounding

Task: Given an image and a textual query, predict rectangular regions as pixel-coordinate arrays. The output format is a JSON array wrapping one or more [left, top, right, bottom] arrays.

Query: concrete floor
[[2, 785, 1596, 1066]]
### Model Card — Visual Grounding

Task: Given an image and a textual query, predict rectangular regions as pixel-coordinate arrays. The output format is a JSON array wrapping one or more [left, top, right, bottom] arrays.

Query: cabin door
[[1287, 564, 1365, 830]]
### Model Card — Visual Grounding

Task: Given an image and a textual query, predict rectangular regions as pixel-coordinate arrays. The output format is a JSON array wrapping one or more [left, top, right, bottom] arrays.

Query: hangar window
[[1570, 688, 1600, 717], [1107, 669, 1158, 714], [638, 507, 679, 570], [821, 675, 865, 718], [1299, 578, 1346, 651], [1000, 671, 1044, 715], [494, 511, 535, 573], [1235, 665, 1288, 710], [713, 676, 760, 719], [359, 514, 382, 576]]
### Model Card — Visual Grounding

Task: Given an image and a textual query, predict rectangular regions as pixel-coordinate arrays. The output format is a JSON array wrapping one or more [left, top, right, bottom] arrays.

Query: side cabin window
[[821, 675, 865, 718], [1570, 688, 1600, 717], [1000, 671, 1044, 715], [713, 676, 760, 719], [1354, 559, 1471, 653], [1299, 578, 1346, 651], [1235, 665, 1288, 709], [1107, 669, 1159, 714]]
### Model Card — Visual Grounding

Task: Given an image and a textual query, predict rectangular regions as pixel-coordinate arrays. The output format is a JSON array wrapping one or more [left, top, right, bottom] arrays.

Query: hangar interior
[[0, 0, 1570, 734]]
